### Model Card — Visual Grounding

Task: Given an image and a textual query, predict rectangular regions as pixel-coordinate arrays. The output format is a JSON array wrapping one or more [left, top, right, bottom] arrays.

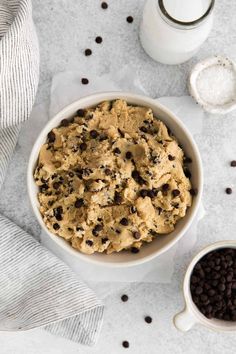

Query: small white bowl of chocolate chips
[[174, 241, 236, 331]]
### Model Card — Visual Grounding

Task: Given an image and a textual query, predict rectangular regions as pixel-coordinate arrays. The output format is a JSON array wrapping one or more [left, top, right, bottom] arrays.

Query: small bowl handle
[[173, 306, 197, 332]]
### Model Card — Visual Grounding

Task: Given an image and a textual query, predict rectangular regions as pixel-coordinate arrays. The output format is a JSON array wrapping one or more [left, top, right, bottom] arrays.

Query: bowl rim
[[27, 91, 203, 268], [183, 240, 236, 331]]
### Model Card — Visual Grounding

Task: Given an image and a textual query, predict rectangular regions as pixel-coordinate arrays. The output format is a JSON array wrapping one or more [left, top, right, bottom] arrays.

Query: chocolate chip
[[90, 130, 99, 138], [114, 191, 122, 204], [140, 126, 148, 133], [139, 189, 148, 198], [101, 2, 108, 9], [40, 183, 49, 193], [80, 142, 87, 151], [190, 188, 197, 196], [116, 229, 121, 234], [184, 168, 192, 178], [147, 190, 155, 199], [48, 131, 55, 143], [150, 229, 158, 237], [53, 206, 63, 221], [75, 198, 84, 208], [92, 224, 103, 236], [95, 36, 103, 44], [144, 316, 152, 324], [168, 155, 175, 161], [113, 147, 121, 155], [126, 151, 132, 159], [133, 231, 141, 239], [172, 189, 180, 197], [53, 182, 60, 190], [131, 247, 139, 254], [60, 119, 69, 127], [84, 49, 92, 56], [105, 168, 112, 176], [81, 78, 89, 85], [184, 157, 192, 163], [102, 237, 109, 244], [53, 223, 60, 230], [86, 240, 93, 246], [121, 294, 129, 302], [120, 218, 129, 226], [230, 160, 236, 167], [122, 341, 129, 348], [126, 16, 133, 23], [162, 183, 169, 191], [77, 109, 85, 117], [130, 206, 136, 214], [226, 187, 233, 195]]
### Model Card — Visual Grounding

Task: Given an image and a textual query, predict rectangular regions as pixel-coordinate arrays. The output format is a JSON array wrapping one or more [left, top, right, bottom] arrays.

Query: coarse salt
[[196, 65, 236, 106]]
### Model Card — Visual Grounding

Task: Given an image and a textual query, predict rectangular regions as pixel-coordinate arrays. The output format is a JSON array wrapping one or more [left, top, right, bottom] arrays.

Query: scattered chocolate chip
[[102, 237, 109, 244], [95, 36, 103, 44], [226, 187, 233, 195], [120, 218, 129, 226], [53, 206, 63, 221], [130, 206, 136, 214], [121, 294, 129, 302], [126, 16, 133, 23], [52, 182, 60, 190], [75, 198, 84, 208], [84, 48, 92, 56], [122, 341, 129, 348], [77, 109, 85, 117], [48, 131, 55, 143], [80, 142, 87, 151], [140, 126, 148, 133], [81, 78, 89, 85], [144, 316, 152, 324], [139, 189, 148, 198], [86, 240, 93, 246], [60, 119, 69, 127], [126, 151, 132, 160], [113, 147, 121, 155], [168, 155, 175, 161], [230, 160, 236, 167], [53, 223, 60, 230], [114, 191, 122, 204], [131, 247, 139, 254], [116, 229, 121, 234], [90, 130, 99, 138], [105, 168, 112, 176], [172, 189, 180, 197], [101, 2, 108, 9], [133, 231, 141, 239]]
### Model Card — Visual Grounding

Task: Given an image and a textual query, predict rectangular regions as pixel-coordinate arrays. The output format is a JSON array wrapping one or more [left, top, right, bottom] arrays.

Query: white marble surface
[[1, 0, 236, 353]]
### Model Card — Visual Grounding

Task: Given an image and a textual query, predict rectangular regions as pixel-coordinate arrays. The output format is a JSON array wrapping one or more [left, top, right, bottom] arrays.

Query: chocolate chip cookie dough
[[34, 99, 192, 255]]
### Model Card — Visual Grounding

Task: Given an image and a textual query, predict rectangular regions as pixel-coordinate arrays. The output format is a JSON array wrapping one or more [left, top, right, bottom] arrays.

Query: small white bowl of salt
[[189, 56, 236, 114]]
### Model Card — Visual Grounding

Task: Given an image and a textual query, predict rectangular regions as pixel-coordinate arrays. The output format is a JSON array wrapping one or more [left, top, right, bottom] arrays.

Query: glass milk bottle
[[140, 0, 215, 65]]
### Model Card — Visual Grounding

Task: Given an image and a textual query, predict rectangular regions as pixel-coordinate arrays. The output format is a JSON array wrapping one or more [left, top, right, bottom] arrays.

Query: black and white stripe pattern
[[0, 0, 104, 345], [0, 215, 104, 345]]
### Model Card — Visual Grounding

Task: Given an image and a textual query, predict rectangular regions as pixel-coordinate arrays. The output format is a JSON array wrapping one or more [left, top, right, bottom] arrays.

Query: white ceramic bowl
[[174, 241, 236, 332], [28, 92, 203, 267]]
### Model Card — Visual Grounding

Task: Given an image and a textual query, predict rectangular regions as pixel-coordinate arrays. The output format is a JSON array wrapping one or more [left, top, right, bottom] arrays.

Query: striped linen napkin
[[0, 0, 104, 345]]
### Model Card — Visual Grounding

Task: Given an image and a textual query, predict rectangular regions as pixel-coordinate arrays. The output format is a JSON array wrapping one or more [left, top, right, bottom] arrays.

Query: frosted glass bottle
[[140, 0, 215, 65]]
